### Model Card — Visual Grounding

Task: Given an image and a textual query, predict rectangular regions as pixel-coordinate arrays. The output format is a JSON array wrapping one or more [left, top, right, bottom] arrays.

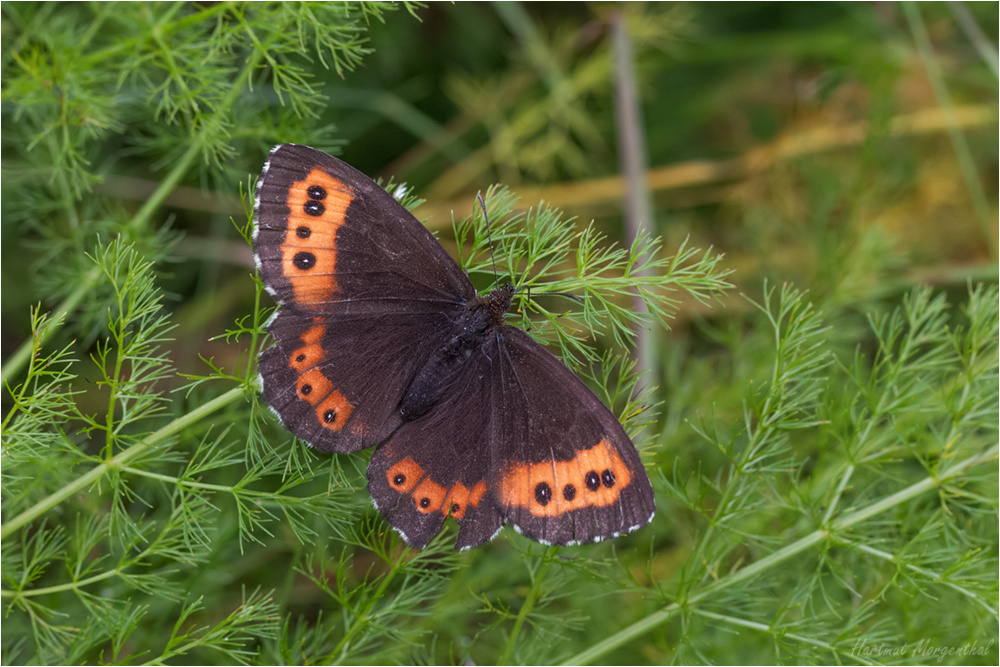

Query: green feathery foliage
[[3, 2, 997, 666]]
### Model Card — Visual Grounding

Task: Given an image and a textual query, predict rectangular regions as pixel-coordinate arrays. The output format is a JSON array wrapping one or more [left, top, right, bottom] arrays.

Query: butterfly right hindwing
[[367, 348, 505, 548], [492, 327, 655, 545]]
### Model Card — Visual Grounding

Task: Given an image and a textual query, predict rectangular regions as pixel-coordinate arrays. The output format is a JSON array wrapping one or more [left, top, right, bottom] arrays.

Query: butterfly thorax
[[399, 283, 514, 422], [481, 283, 515, 325]]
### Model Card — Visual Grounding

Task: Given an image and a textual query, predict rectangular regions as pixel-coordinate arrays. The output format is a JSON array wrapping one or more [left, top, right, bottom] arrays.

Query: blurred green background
[[2, 2, 997, 665]]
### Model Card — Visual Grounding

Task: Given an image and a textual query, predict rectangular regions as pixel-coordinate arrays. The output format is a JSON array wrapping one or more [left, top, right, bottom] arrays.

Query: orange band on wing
[[280, 168, 354, 308], [289, 325, 326, 372], [384, 457, 489, 520], [301, 324, 325, 345], [412, 478, 448, 514], [386, 457, 425, 494], [315, 389, 353, 431], [297, 368, 332, 405], [498, 440, 632, 517], [442, 481, 488, 519], [286, 325, 355, 431]]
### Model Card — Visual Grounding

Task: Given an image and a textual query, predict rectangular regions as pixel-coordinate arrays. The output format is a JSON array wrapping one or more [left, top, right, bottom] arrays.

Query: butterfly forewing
[[254, 144, 474, 311]]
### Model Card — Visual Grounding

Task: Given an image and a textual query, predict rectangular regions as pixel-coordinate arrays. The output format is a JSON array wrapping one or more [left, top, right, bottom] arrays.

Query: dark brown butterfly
[[253, 144, 655, 549]]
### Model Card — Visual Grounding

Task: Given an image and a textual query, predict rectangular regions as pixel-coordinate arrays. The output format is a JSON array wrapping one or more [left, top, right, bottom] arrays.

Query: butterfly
[[253, 144, 655, 549]]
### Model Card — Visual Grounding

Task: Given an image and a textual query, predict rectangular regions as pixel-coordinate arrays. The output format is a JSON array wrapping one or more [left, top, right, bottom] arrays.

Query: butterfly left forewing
[[254, 144, 474, 311]]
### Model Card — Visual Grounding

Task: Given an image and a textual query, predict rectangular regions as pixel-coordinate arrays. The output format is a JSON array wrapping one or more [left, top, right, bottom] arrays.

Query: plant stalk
[[1, 386, 244, 540], [563, 443, 999, 665]]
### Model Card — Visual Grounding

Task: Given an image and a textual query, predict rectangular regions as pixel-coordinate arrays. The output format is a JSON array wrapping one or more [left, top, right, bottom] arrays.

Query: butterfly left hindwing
[[253, 144, 656, 548]]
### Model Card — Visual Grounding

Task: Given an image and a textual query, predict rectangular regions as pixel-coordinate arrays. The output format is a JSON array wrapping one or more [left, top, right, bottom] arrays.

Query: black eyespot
[[295, 353, 306, 362], [292, 251, 316, 270], [323, 409, 336, 424], [303, 200, 325, 216], [601, 469, 616, 488], [585, 471, 600, 491], [393, 473, 406, 486], [534, 482, 552, 506], [420, 497, 431, 509], [451, 503, 460, 514], [307, 185, 327, 200], [296, 225, 311, 239], [301, 384, 312, 395], [563, 484, 577, 501]]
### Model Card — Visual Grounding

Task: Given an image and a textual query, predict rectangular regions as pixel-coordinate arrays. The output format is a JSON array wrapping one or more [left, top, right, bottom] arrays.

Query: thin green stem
[[3, 566, 121, 599], [562, 443, 998, 665], [902, 1, 997, 258], [846, 541, 997, 618], [119, 465, 319, 506], [330, 550, 407, 664], [689, 609, 876, 666], [499, 550, 554, 665], [0, 387, 244, 540], [104, 275, 125, 457], [822, 463, 854, 524], [947, 3, 999, 77], [248, 281, 265, 380]]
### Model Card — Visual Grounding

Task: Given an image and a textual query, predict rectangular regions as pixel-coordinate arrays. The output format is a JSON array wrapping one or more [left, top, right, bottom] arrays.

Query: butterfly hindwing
[[259, 307, 463, 452], [367, 349, 504, 548], [367, 326, 655, 549], [492, 328, 655, 545]]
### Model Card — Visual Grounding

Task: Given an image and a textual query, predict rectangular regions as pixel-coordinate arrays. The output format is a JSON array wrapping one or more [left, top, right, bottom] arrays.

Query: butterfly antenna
[[477, 192, 501, 289], [547, 291, 584, 302]]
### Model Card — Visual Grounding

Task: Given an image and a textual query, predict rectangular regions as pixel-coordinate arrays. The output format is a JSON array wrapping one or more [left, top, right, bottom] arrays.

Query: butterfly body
[[254, 144, 655, 549], [400, 284, 513, 422]]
